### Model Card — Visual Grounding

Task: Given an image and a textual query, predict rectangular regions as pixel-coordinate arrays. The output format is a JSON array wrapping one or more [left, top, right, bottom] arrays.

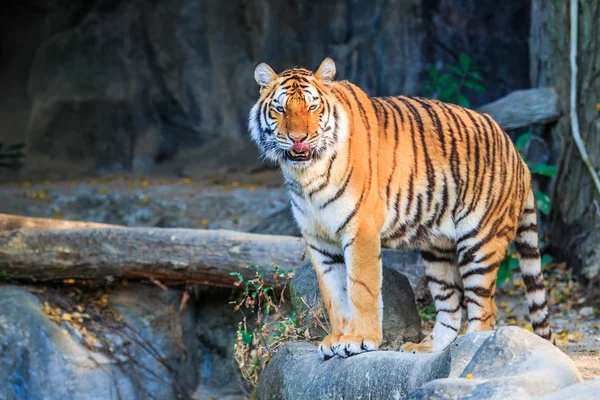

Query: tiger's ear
[[315, 58, 336, 84], [254, 62, 278, 88]]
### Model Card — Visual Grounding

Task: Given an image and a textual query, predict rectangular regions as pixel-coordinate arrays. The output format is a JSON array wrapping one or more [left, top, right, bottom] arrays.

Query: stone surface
[[290, 262, 422, 350], [0, 283, 244, 399], [255, 327, 583, 400], [0, 1, 530, 180], [250, 207, 301, 237], [536, 379, 600, 400]]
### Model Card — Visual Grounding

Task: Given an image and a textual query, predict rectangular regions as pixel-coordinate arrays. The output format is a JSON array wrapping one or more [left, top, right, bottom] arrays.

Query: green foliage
[[230, 264, 322, 388], [0, 143, 25, 169], [422, 53, 486, 108]]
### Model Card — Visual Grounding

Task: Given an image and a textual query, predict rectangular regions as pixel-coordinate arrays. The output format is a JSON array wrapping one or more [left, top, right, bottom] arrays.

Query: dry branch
[[477, 87, 561, 130], [0, 216, 424, 288]]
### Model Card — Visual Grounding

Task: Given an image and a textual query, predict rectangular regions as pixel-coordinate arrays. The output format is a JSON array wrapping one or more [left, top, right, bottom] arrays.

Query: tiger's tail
[[514, 189, 552, 340]]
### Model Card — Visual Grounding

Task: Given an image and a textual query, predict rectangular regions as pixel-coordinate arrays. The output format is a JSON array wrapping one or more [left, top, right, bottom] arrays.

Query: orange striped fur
[[249, 58, 551, 359]]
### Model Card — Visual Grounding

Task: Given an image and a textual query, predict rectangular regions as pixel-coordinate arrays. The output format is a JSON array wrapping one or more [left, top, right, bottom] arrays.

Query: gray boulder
[[536, 379, 600, 400], [289, 263, 422, 350], [255, 327, 583, 400], [0, 283, 244, 399]]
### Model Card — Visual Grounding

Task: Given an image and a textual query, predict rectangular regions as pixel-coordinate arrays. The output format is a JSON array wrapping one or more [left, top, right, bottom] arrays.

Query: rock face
[[0, 1, 530, 180], [0, 284, 244, 399], [290, 263, 422, 350], [255, 327, 583, 400]]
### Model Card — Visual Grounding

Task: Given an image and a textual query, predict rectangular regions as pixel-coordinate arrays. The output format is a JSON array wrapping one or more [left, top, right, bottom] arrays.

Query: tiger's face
[[249, 58, 341, 170]]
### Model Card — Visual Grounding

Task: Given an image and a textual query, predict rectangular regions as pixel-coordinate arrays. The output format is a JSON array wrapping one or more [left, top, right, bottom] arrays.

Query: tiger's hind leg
[[457, 224, 511, 334], [401, 241, 463, 354]]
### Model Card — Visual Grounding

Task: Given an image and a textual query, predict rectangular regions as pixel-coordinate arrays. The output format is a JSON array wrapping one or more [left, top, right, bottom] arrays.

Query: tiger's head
[[248, 58, 344, 170]]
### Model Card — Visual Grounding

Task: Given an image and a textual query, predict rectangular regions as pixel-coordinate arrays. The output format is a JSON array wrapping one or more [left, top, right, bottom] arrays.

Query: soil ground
[[1, 173, 598, 380]]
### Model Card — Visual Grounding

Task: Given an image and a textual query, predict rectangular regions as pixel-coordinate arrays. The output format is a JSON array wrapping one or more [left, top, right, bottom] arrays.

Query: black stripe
[[515, 241, 540, 259], [522, 273, 545, 291], [398, 97, 435, 210], [460, 262, 500, 279], [433, 291, 455, 301], [308, 244, 342, 260], [412, 97, 447, 156], [440, 322, 458, 331], [464, 285, 492, 297], [335, 185, 366, 235], [516, 224, 538, 235], [323, 254, 345, 265], [529, 300, 548, 314], [437, 304, 462, 314], [348, 275, 375, 297], [321, 167, 353, 208], [426, 275, 458, 291], [421, 250, 454, 264]]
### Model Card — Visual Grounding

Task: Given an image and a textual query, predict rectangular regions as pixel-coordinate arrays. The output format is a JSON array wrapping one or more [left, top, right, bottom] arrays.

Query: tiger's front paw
[[327, 333, 381, 358], [317, 334, 342, 360]]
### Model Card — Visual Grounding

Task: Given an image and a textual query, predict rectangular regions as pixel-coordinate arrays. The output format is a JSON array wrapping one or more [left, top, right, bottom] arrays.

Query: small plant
[[230, 264, 325, 388], [0, 143, 25, 169], [422, 53, 486, 108]]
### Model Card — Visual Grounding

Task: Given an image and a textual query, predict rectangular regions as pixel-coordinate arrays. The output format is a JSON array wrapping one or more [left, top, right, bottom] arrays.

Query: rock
[[536, 379, 600, 400], [250, 207, 301, 237], [578, 306, 594, 318], [0, 283, 245, 399], [255, 327, 583, 400], [193, 286, 246, 396], [0, 1, 530, 180], [289, 263, 422, 350]]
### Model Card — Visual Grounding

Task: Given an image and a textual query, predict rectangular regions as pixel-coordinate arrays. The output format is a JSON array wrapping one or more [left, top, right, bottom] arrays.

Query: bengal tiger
[[249, 58, 551, 360]]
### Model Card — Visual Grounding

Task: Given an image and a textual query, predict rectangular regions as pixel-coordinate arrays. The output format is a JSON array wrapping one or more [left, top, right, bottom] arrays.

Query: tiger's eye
[[276, 106, 285, 113], [309, 104, 319, 112]]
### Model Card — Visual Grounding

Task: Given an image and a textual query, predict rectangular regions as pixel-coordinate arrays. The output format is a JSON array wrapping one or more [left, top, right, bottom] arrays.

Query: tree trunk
[[531, 0, 600, 303]]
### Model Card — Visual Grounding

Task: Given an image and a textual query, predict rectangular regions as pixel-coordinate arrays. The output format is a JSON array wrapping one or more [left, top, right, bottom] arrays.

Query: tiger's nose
[[288, 133, 308, 144]]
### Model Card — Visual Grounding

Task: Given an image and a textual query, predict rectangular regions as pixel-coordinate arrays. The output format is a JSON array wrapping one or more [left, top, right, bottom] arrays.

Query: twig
[[570, 0, 600, 197], [150, 278, 168, 291], [179, 283, 190, 314]]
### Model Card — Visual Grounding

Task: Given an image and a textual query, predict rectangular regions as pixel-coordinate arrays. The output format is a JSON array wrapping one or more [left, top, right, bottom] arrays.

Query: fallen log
[[0, 223, 424, 288], [476, 87, 560, 131], [0, 213, 115, 231]]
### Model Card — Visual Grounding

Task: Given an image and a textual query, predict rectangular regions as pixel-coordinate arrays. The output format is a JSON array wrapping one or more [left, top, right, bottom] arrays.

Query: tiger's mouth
[[285, 143, 313, 162]]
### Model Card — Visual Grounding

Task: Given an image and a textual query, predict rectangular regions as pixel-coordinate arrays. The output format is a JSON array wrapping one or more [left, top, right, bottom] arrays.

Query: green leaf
[[449, 65, 463, 76], [456, 94, 470, 108], [509, 257, 520, 269], [515, 133, 532, 151], [535, 191, 552, 215], [438, 75, 453, 85], [464, 80, 486, 92], [469, 71, 483, 81], [241, 330, 253, 345], [541, 254, 554, 267], [439, 87, 456, 102], [459, 53, 472, 71], [428, 65, 439, 79], [497, 260, 511, 287], [529, 164, 558, 177]]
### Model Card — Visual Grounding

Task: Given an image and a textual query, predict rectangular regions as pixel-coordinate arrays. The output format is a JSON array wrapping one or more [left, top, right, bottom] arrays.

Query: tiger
[[248, 57, 551, 360]]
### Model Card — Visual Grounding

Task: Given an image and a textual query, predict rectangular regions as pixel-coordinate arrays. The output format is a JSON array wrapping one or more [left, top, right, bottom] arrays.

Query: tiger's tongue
[[290, 143, 311, 153]]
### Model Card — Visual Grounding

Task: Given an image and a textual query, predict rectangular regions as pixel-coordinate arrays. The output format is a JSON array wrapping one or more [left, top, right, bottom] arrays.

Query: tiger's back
[[249, 58, 550, 359]]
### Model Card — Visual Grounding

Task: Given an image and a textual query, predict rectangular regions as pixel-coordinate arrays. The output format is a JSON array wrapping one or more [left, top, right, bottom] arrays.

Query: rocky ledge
[[256, 326, 587, 400]]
